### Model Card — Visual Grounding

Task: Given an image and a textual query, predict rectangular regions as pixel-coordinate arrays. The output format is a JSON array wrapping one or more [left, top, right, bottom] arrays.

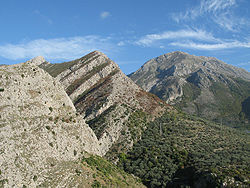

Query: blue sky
[[0, 0, 249, 74]]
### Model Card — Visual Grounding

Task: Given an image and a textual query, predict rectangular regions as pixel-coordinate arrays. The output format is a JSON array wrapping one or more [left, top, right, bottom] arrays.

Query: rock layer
[[40, 51, 167, 157]]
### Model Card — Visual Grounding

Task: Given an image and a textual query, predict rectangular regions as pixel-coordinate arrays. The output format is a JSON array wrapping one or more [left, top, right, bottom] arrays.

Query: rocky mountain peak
[[39, 51, 167, 157], [26, 56, 46, 66], [129, 51, 250, 126]]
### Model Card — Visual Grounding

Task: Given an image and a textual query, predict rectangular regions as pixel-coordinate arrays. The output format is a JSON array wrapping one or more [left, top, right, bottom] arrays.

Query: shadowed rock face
[[129, 51, 250, 126]]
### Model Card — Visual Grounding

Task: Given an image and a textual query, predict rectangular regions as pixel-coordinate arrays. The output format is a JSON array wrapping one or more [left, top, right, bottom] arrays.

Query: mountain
[[1, 51, 249, 187], [39, 51, 167, 159], [0, 57, 145, 187], [129, 51, 250, 128]]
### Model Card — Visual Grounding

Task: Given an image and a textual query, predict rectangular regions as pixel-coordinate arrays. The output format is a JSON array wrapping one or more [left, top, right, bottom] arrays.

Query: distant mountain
[[40, 51, 167, 158], [129, 51, 250, 128]]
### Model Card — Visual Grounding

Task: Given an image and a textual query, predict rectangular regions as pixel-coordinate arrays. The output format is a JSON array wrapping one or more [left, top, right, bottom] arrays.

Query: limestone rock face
[[129, 51, 250, 126], [40, 51, 167, 157], [0, 61, 100, 187]]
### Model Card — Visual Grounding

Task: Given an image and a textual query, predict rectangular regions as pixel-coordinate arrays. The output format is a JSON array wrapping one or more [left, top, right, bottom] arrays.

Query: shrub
[[91, 180, 101, 188], [49, 107, 53, 112]]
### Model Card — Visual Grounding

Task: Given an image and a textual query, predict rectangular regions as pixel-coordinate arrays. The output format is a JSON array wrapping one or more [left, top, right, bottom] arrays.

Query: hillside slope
[[119, 110, 250, 187], [129, 51, 250, 128], [40, 51, 167, 158], [0, 58, 145, 187]]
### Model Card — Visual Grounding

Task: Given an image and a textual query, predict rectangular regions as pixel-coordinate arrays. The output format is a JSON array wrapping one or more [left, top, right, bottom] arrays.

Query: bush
[[91, 180, 101, 188]]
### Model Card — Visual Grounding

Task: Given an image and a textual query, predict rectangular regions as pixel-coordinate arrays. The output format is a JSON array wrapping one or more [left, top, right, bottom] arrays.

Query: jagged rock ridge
[[0, 56, 146, 187], [129, 51, 250, 127], [40, 51, 167, 157]]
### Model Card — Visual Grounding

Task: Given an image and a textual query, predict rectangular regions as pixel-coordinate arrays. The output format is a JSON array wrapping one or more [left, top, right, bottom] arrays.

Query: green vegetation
[[91, 180, 101, 187], [241, 97, 250, 120], [210, 78, 250, 126], [39, 51, 98, 77], [82, 154, 143, 187], [126, 110, 148, 142], [119, 111, 250, 187], [181, 82, 201, 104], [33, 175, 38, 181], [173, 77, 250, 130], [105, 109, 149, 161], [0, 179, 8, 188], [0, 88, 4, 92]]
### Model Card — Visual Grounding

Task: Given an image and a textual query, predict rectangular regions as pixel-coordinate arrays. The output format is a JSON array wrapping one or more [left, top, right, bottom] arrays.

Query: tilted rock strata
[[40, 51, 167, 157]]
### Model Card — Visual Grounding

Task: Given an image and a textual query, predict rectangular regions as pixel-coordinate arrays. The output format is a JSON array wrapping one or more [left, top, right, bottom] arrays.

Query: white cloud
[[200, 0, 236, 13], [172, 0, 248, 31], [135, 29, 218, 46], [135, 28, 250, 51], [170, 40, 250, 50], [100, 11, 110, 19], [173, 0, 236, 21], [0, 36, 115, 61], [213, 12, 249, 32]]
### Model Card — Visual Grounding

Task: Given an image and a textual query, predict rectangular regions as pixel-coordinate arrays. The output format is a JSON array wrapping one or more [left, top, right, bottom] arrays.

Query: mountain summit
[[39, 51, 167, 157], [129, 51, 250, 127]]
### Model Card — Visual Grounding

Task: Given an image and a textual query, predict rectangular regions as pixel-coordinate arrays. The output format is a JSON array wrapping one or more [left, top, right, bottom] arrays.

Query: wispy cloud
[[172, 0, 248, 32], [135, 29, 218, 46], [33, 10, 53, 25], [100, 11, 111, 19], [173, 0, 236, 21], [170, 40, 250, 50], [200, 0, 236, 13], [0, 36, 115, 61], [135, 28, 250, 51]]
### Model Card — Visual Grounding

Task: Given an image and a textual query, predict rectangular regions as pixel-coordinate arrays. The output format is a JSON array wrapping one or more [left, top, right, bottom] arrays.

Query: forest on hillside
[[118, 111, 250, 187]]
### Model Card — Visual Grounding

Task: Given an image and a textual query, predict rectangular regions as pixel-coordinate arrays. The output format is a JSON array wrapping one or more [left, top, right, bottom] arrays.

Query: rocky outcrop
[[40, 51, 167, 157], [129, 51, 250, 126], [0, 61, 102, 187]]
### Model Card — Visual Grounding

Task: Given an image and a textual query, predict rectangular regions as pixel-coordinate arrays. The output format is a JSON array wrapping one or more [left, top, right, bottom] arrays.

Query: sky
[[0, 0, 250, 74]]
